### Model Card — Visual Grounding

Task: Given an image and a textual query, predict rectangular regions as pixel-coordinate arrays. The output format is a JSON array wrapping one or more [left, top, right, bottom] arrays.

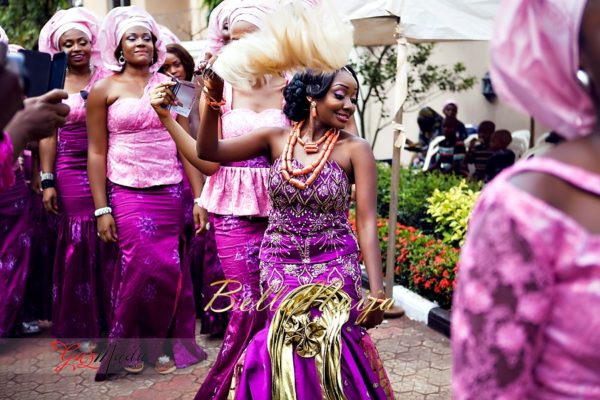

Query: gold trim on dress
[[267, 283, 352, 400]]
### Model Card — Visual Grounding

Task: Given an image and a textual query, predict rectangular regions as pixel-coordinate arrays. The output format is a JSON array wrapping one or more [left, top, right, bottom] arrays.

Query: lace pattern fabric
[[106, 73, 181, 188], [259, 158, 358, 264], [199, 81, 289, 217], [453, 157, 600, 399]]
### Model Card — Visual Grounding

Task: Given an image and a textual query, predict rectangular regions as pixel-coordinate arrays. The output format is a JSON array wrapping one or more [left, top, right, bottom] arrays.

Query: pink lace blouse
[[453, 157, 600, 399], [199, 81, 290, 217], [106, 73, 181, 188]]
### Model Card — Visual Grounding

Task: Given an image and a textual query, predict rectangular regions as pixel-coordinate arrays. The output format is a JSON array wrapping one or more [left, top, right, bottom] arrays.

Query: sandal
[[21, 321, 41, 335], [155, 355, 176, 375], [79, 340, 97, 354], [124, 360, 145, 374]]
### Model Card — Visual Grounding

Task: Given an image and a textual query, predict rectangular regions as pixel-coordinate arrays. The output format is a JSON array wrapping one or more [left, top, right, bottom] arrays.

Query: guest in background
[[443, 99, 468, 140], [484, 129, 515, 182], [466, 120, 495, 180]]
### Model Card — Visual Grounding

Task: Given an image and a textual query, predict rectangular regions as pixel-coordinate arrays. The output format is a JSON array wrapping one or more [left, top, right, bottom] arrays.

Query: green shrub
[[396, 168, 481, 234], [426, 181, 480, 246]]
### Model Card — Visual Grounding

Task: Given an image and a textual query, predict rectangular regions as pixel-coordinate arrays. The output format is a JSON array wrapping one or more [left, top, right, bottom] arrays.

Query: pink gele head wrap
[[159, 25, 181, 45], [98, 5, 166, 73], [490, 0, 596, 139], [202, 0, 317, 60], [0, 25, 7, 45], [228, 1, 275, 31], [38, 7, 102, 67], [443, 99, 458, 109], [204, 0, 239, 57]]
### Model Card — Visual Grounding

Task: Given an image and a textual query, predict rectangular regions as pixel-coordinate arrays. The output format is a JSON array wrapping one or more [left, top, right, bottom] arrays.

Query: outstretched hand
[[149, 81, 180, 120]]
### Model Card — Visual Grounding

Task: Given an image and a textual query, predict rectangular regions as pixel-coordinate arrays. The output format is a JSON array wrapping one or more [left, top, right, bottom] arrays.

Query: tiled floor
[[0, 317, 451, 399]]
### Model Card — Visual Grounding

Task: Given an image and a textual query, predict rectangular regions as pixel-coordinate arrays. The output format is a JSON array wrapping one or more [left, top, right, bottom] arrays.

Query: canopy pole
[[383, 23, 408, 317]]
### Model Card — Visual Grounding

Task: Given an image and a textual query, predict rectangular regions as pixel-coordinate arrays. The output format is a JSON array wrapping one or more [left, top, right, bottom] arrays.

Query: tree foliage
[[351, 43, 476, 148], [0, 0, 71, 49], [202, 0, 223, 17]]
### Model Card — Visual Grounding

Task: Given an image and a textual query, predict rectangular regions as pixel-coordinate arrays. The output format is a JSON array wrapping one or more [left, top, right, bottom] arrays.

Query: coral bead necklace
[[280, 120, 340, 190]]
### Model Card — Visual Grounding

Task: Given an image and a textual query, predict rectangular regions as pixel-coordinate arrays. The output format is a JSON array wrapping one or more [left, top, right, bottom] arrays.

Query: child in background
[[485, 129, 515, 182]]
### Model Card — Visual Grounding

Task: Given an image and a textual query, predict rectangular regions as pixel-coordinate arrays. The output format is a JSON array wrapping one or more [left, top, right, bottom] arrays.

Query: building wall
[[368, 40, 551, 161], [81, 0, 208, 42]]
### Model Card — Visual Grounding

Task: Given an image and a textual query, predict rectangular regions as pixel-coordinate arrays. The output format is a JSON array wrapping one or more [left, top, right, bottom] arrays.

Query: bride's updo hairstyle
[[283, 66, 359, 122]]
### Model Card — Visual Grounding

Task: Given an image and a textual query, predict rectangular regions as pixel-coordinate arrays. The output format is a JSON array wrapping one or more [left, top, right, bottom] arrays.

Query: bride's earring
[[310, 101, 317, 119]]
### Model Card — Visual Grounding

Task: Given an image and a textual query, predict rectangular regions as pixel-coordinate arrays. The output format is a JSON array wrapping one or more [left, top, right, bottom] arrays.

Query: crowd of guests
[[408, 100, 518, 182]]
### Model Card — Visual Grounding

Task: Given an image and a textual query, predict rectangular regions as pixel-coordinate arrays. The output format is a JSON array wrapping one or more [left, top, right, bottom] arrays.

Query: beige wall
[[368, 40, 550, 161]]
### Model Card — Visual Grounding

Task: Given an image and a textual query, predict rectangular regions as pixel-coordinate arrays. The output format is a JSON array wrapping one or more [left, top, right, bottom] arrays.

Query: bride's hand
[[149, 81, 180, 120]]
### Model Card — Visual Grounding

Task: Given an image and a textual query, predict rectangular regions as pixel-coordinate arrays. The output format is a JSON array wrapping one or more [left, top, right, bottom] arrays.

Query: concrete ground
[[0, 317, 451, 399]]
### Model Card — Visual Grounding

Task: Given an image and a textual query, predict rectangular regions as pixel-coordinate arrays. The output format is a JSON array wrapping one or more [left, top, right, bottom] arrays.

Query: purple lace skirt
[[195, 214, 268, 400], [95, 182, 206, 379], [51, 132, 118, 338], [0, 170, 32, 337]]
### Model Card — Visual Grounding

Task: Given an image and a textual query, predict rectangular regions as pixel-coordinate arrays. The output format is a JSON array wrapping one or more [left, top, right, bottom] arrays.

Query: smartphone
[[18, 49, 67, 97], [48, 51, 67, 92], [19, 50, 51, 97], [168, 77, 197, 118]]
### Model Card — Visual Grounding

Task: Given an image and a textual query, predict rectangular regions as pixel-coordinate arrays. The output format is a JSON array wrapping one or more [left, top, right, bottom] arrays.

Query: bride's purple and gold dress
[[233, 158, 394, 399]]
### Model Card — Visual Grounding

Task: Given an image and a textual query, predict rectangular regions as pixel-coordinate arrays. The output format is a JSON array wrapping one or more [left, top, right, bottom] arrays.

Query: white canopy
[[336, 0, 500, 299], [334, 0, 499, 45]]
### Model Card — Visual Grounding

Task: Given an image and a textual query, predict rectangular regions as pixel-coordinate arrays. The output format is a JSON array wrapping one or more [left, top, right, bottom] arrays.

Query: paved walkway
[[0, 317, 451, 399]]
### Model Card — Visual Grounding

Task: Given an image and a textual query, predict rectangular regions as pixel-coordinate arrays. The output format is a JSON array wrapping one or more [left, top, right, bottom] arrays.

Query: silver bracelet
[[193, 197, 202, 207], [40, 172, 54, 181], [94, 207, 112, 217]]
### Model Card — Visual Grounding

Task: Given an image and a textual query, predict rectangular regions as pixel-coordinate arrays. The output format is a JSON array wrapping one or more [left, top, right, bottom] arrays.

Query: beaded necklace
[[280, 120, 340, 190]]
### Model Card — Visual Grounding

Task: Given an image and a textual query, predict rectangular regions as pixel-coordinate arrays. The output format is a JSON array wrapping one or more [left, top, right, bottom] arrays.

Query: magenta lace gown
[[233, 159, 394, 400], [95, 73, 206, 380], [195, 83, 290, 400], [453, 157, 600, 399]]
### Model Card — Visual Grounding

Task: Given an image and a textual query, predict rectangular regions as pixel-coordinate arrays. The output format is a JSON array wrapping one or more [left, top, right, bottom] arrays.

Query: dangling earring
[[118, 52, 126, 66], [310, 101, 317, 119], [577, 69, 591, 92]]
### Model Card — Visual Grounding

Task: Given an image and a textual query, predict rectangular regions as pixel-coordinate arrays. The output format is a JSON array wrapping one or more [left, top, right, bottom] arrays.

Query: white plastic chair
[[509, 130, 531, 159], [463, 133, 479, 149], [422, 135, 446, 171]]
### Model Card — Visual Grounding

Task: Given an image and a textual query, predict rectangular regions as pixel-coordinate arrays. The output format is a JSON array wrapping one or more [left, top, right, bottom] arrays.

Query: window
[[112, 0, 131, 7]]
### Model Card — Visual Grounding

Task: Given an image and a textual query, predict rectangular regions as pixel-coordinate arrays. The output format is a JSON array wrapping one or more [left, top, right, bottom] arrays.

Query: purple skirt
[[22, 190, 57, 323], [0, 170, 32, 337], [195, 215, 268, 400], [95, 182, 206, 379], [181, 181, 228, 336], [51, 124, 117, 338], [233, 253, 395, 400]]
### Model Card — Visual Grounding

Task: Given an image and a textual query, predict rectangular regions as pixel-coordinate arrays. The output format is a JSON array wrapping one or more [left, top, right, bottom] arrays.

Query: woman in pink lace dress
[[452, 1, 600, 398], [87, 6, 213, 380], [36, 7, 116, 350]]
